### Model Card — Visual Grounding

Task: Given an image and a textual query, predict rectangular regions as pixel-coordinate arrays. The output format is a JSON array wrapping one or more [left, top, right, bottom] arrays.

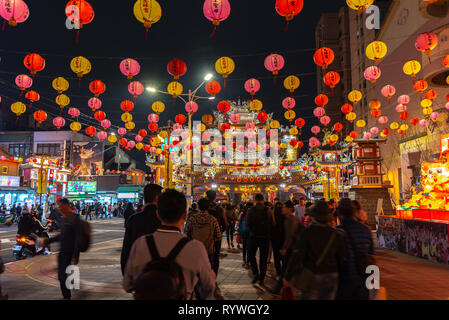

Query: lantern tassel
[[145, 28, 149, 41], [78, 79, 81, 87], [284, 22, 289, 33], [2, 20, 6, 31], [76, 30, 80, 44], [274, 75, 277, 86], [223, 78, 226, 89], [210, 27, 217, 38]]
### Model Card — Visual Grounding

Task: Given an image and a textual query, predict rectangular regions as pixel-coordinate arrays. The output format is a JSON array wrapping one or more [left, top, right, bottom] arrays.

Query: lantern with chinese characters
[[175, 114, 186, 124], [0, 0, 29, 27], [403, 60, 421, 78], [119, 138, 127, 147], [285, 110, 296, 122], [341, 103, 353, 114], [125, 121, 135, 131], [257, 112, 268, 123], [295, 118, 305, 128], [289, 127, 299, 135], [205, 80, 221, 96], [70, 56, 91, 79], [350, 131, 358, 139], [33, 110, 47, 124], [118, 127, 127, 136], [89, 80, 106, 97], [390, 122, 399, 130], [215, 56, 235, 86], [128, 81, 144, 98], [97, 131, 107, 141], [133, 0, 162, 38], [88, 97, 102, 111], [398, 94, 410, 106], [421, 99, 432, 108], [52, 77, 69, 94], [283, 75, 300, 93], [148, 123, 158, 132], [413, 79, 428, 94], [218, 100, 231, 113], [70, 121, 81, 132], [56, 94, 70, 110], [275, 0, 304, 24], [315, 94, 329, 107], [415, 32, 438, 56], [356, 120, 366, 128], [425, 89, 437, 101], [313, 107, 325, 118], [11, 101, 26, 117], [120, 58, 141, 80], [185, 101, 198, 114], [152, 101, 165, 114], [323, 71, 340, 89], [282, 97, 295, 110], [24, 53, 45, 75], [167, 81, 183, 98], [313, 47, 335, 69], [121, 112, 133, 123], [348, 90, 362, 105], [167, 58, 187, 80], [395, 104, 407, 113], [381, 85, 395, 102], [15, 74, 32, 91], [264, 53, 285, 76], [68, 107, 80, 118], [244, 78, 260, 96], [346, 112, 357, 122], [52, 117, 65, 129], [203, 0, 231, 36], [148, 113, 159, 123], [366, 41, 388, 63], [230, 114, 241, 124], [25, 90, 39, 105], [94, 110, 106, 122], [369, 99, 381, 110], [202, 114, 213, 125], [249, 99, 263, 112], [364, 66, 381, 84], [346, 0, 374, 14], [320, 115, 330, 126], [100, 119, 111, 129], [120, 100, 134, 112], [334, 122, 343, 132], [410, 118, 419, 126], [371, 109, 381, 118], [400, 112, 410, 121], [136, 142, 143, 150]]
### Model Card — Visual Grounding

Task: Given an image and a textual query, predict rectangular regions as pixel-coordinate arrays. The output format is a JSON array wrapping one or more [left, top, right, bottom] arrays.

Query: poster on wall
[[71, 142, 104, 176]]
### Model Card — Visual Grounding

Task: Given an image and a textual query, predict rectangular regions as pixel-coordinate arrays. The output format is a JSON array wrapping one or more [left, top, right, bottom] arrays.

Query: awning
[[116, 185, 143, 193]]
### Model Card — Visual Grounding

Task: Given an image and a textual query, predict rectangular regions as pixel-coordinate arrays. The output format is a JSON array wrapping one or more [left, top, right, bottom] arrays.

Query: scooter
[[0, 215, 13, 227], [13, 230, 50, 260]]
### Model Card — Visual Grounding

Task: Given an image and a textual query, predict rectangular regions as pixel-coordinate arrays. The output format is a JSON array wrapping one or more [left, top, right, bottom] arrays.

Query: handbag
[[343, 225, 376, 277], [290, 231, 337, 291]]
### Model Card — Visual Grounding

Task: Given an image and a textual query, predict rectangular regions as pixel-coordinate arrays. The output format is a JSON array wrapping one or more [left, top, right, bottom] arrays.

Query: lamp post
[[147, 74, 214, 204]]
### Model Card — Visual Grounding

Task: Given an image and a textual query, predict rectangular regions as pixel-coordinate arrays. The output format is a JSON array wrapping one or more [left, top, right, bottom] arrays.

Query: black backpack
[[134, 235, 191, 300], [77, 217, 91, 252]]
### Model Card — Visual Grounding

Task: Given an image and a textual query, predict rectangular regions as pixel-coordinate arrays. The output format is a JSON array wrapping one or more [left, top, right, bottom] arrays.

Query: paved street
[[2, 218, 449, 300]]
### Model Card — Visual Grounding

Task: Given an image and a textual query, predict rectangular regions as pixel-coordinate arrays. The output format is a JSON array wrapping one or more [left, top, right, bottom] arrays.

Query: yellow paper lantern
[[346, 112, 357, 122], [283, 75, 300, 93], [159, 130, 168, 138], [156, 148, 162, 155], [270, 120, 280, 129], [400, 124, 409, 131], [280, 143, 287, 149], [52, 77, 69, 94], [125, 121, 136, 130], [202, 114, 214, 125], [150, 136, 159, 147], [330, 134, 339, 142], [167, 81, 183, 98], [284, 110, 296, 121], [346, 136, 354, 143], [356, 120, 366, 128], [390, 122, 399, 130], [346, 0, 374, 14], [136, 142, 143, 150], [11, 102, 26, 116], [133, 0, 162, 30], [348, 90, 363, 104], [152, 101, 165, 114], [366, 41, 388, 63], [121, 112, 133, 123], [56, 94, 70, 109], [249, 99, 263, 111], [70, 56, 91, 78], [422, 107, 433, 116], [289, 127, 299, 135], [369, 99, 381, 110], [70, 121, 82, 132], [380, 132, 387, 138], [108, 135, 117, 144], [403, 60, 421, 78], [421, 99, 433, 108], [215, 56, 235, 79]]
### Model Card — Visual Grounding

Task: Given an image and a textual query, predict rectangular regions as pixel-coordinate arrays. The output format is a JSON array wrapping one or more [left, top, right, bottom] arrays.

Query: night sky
[[0, 0, 344, 168]]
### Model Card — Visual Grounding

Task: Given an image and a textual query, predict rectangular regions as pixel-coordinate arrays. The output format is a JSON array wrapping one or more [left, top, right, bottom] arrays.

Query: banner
[[71, 142, 104, 176]]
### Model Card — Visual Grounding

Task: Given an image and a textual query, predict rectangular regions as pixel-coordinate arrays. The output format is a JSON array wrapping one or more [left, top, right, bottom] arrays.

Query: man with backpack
[[123, 189, 216, 300], [245, 194, 275, 286]]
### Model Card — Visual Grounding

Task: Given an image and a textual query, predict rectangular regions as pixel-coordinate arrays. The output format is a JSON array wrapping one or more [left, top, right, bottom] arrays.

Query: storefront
[[116, 185, 143, 203]]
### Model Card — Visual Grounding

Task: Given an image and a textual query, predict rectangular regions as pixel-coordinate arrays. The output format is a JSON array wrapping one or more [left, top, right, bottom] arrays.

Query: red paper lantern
[[297, 141, 304, 148], [143, 145, 150, 152], [167, 58, 187, 80], [315, 94, 329, 107], [120, 100, 134, 112], [425, 89, 437, 101], [371, 109, 381, 118], [341, 103, 353, 114], [333, 122, 343, 132], [25, 90, 40, 103], [85, 126, 96, 137], [24, 53, 45, 75], [382, 128, 390, 136], [400, 112, 410, 121], [119, 138, 127, 147], [410, 118, 419, 126], [205, 80, 221, 96], [89, 80, 106, 97], [413, 80, 428, 94], [33, 110, 47, 123], [94, 110, 106, 121], [175, 114, 186, 124], [289, 139, 297, 147], [275, 0, 304, 22], [314, 47, 335, 69], [148, 123, 158, 132], [257, 112, 268, 123], [323, 71, 340, 89], [221, 123, 231, 131], [138, 129, 147, 138], [295, 118, 305, 128], [349, 131, 358, 139], [218, 101, 230, 113]]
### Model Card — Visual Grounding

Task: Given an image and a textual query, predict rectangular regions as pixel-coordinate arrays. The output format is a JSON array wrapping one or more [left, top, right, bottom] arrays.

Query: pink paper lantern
[[282, 97, 296, 110], [135, 135, 143, 142], [378, 116, 389, 125], [320, 116, 331, 126], [370, 127, 379, 135], [97, 131, 107, 141], [15, 74, 33, 90], [364, 66, 381, 83], [0, 0, 29, 26], [148, 113, 159, 123], [100, 119, 111, 129], [415, 32, 438, 54], [381, 85, 396, 100], [127, 141, 136, 149], [88, 97, 102, 110], [203, 0, 231, 24], [446, 102, 449, 110], [313, 107, 325, 118], [230, 114, 240, 123], [244, 78, 260, 95], [120, 58, 140, 80], [419, 119, 428, 127], [202, 132, 210, 140], [264, 53, 285, 75], [363, 132, 372, 140], [185, 101, 198, 113], [117, 127, 127, 136], [398, 95, 410, 105], [311, 126, 321, 135], [68, 107, 80, 118], [395, 104, 407, 113], [309, 137, 320, 148], [128, 81, 144, 98], [150, 147, 156, 153], [430, 112, 439, 120], [53, 117, 65, 129]]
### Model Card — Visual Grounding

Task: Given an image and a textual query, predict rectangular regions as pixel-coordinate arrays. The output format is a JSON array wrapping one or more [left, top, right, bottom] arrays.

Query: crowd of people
[[0, 184, 376, 300]]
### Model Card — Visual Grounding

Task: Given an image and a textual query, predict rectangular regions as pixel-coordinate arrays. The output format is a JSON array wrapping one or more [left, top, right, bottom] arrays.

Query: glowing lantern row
[[16, 74, 32, 91], [366, 41, 388, 63], [88, 97, 102, 111], [346, 0, 374, 14], [24, 53, 45, 75], [56, 94, 70, 109], [205, 80, 221, 96], [282, 97, 295, 110], [185, 101, 198, 114], [0, 0, 29, 27], [52, 77, 69, 93], [11, 101, 26, 116], [89, 80, 106, 97], [364, 66, 381, 83], [167, 58, 187, 80], [152, 101, 165, 114], [167, 81, 183, 98], [244, 78, 260, 96], [129, 81, 144, 98], [314, 47, 335, 70], [133, 0, 161, 37], [53, 117, 66, 129], [70, 121, 81, 132], [70, 56, 91, 79], [415, 32, 438, 56], [203, 0, 231, 36], [215, 57, 235, 85], [284, 75, 300, 93], [33, 110, 47, 124], [120, 58, 140, 80]]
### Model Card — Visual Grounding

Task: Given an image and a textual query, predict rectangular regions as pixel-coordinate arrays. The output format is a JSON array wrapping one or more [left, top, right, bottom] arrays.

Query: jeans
[[247, 237, 269, 282], [226, 222, 235, 247], [57, 253, 73, 299], [301, 272, 339, 300]]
